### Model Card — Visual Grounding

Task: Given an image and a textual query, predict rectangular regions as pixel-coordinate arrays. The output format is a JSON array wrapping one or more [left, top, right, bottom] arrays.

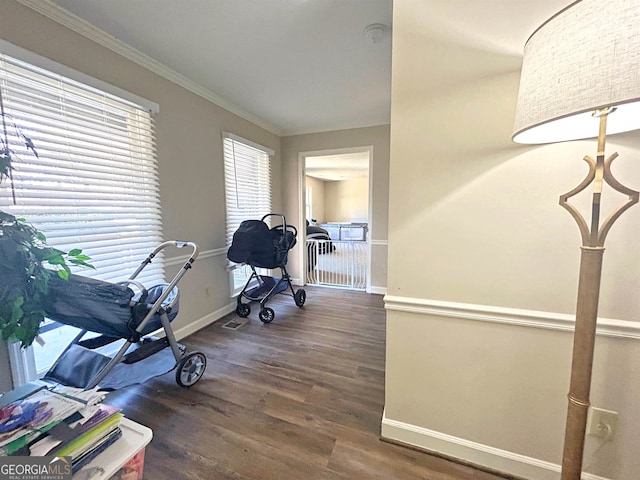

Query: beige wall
[[384, 1, 640, 478], [324, 177, 369, 223], [0, 0, 281, 390], [282, 125, 390, 291]]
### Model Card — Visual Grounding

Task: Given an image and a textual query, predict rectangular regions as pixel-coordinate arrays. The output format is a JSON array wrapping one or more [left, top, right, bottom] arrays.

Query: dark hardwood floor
[[106, 286, 508, 480]]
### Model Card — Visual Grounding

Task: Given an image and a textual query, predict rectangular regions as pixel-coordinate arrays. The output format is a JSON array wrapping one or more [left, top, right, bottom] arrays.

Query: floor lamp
[[512, 1, 640, 479]]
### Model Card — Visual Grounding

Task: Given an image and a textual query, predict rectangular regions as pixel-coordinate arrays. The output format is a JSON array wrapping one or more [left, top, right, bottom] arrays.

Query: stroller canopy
[[228, 219, 296, 269], [44, 273, 179, 340]]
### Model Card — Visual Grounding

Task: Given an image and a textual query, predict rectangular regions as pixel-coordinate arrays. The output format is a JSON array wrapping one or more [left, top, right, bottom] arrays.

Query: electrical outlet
[[587, 407, 617, 439]]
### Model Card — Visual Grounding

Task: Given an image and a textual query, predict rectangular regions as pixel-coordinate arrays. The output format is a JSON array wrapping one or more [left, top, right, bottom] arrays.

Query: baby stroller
[[42, 241, 207, 389], [227, 213, 306, 323]]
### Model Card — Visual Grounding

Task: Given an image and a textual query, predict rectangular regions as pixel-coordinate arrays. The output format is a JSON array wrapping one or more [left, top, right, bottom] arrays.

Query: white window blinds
[[223, 133, 273, 247], [223, 133, 273, 294], [0, 53, 163, 286]]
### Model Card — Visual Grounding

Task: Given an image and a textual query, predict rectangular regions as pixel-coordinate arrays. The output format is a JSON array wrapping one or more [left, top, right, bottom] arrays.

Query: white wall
[[384, 1, 640, 479]]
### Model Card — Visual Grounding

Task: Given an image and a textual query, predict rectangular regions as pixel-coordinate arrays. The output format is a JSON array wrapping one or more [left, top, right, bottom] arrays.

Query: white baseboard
[[172, 302, 236, 341], [294, 279, 386, 295], [381, 411, 610, 480]]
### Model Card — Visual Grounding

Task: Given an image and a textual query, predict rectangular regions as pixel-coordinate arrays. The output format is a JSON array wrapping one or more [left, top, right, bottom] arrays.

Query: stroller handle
[[128, 240, 199, 282], [154, 240, 199, 260], [125, 240, 199, 338]]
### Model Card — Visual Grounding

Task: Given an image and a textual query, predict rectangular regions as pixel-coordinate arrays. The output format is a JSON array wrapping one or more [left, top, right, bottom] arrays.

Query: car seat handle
[[117, 280, 149, 303]]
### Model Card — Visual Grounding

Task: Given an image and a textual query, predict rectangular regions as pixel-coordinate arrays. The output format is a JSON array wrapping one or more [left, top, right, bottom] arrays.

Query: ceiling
[[48, 0, 393, 136], [306, 152, 369, 181], [39, 0, 572, 174], [43, 0, 573, 136]]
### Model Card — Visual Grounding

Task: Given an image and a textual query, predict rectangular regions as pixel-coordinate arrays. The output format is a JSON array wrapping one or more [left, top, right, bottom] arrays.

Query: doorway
[[298, 147, 372, 291]]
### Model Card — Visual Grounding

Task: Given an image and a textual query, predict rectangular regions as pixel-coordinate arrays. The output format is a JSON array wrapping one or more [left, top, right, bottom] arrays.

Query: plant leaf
[[45, 254, 66, 265], [14, 325, 26, 341], [68, 258, 94, 268]]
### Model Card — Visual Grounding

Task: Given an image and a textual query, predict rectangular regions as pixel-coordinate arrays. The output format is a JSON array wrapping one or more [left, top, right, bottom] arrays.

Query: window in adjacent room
[[222, 133, 273, 296], [305, 186, 313, 221], [0, 49, 162, 385]]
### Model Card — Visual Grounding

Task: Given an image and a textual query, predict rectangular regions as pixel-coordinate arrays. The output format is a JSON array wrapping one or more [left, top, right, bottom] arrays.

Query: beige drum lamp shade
[[513, 0, 640, 145]]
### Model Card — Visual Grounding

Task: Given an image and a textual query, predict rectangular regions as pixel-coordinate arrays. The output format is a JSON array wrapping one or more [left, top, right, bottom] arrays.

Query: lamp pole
[[511, 1, 640, 476], [559, 112, 639, 479]]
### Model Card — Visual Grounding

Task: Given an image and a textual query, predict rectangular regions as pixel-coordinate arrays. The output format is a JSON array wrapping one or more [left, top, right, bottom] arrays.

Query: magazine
[[0, 389, 86, 449]]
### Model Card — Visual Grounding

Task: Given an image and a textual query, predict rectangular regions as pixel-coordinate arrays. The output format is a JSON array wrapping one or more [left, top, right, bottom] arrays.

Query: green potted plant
[[0, 105, 93, 348]]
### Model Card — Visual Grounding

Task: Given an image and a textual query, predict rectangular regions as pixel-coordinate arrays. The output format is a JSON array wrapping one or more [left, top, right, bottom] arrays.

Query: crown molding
[[14, 0, 284, 136]]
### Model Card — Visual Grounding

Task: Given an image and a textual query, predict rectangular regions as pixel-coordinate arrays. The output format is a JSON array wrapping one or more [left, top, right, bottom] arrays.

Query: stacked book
[[0, 383, 123, 475]]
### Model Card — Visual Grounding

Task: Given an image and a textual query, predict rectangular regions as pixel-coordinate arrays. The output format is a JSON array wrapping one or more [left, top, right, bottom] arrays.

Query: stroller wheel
[[259, 307, 275, 323], [294, 289, 306, 307], [236, 302, 250, 317], [176, 351, 207, 387]]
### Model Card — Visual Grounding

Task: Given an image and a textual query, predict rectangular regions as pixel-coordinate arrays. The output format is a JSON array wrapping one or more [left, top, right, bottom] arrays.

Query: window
[[223, 133, 273, 295], [0, 51, 162, 383], [305, 186, 313, 221]]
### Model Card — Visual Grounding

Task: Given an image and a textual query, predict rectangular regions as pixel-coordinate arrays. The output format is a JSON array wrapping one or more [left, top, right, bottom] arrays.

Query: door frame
[[297, 146, 374, 292]]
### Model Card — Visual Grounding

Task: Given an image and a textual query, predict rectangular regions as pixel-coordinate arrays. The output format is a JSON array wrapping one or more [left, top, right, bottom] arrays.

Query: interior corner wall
[[0, 0, 281, 391], [385, 1, 640, 479], [281, 125, 390, 292]]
